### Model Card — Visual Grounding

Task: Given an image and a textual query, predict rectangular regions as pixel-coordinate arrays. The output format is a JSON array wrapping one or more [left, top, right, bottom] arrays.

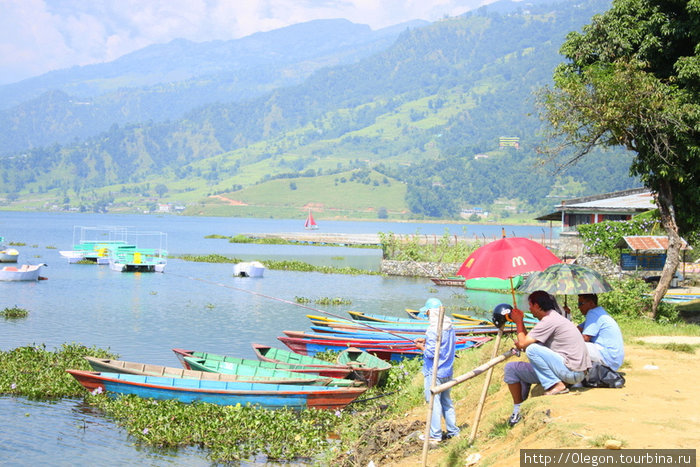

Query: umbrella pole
[[469, 277, 513, 444], [468, 326, 502, 444]]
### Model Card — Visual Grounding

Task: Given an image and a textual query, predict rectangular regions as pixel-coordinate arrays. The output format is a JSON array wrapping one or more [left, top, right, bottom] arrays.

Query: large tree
[[539, 0, 700, 317]]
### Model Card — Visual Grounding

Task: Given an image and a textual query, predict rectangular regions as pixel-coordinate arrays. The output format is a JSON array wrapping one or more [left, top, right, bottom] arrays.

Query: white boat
[[233, 261, 265, 278], [0, 263, 46, 281], [0, 237, 19, 263], [304, 209, 319, 230]]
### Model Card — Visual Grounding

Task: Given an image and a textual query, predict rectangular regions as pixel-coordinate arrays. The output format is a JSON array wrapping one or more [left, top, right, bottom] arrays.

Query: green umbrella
[[518, 263, 613, 306]]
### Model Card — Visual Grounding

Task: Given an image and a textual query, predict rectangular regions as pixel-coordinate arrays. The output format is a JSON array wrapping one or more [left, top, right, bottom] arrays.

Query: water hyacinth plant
[[1, 306, 29, 319], [0, 343, 117, 399]]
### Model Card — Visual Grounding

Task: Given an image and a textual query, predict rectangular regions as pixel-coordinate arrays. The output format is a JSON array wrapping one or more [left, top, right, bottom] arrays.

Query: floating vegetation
[[1, 306, 29, 319], [313, 349, 340, 362], [0, 343, 117, 399], [315, 297, 352, 306], [176, 254, 241, 263], [331, 256, 345, 261], [87, 394, 341, 463], [8, 241, 25, 246], [295, 296, 311, 304], [0, 342, 426, 464], [203, 234, 229, 239], [264, 260, 379, 276], [76, 259, 96, 264], [45, 245, 57, 249]]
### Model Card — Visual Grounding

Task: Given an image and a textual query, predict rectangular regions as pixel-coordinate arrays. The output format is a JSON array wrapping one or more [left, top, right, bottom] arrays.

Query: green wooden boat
[[183, 356, 361, 387], [172, 348, 359, 386], [336, 347, 392, 387], [254, 344, 391, 388], [84, 356, 346, 386]]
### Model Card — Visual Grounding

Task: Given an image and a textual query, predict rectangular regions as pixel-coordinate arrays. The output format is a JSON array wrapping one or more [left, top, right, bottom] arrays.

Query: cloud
[[0, 0, 488, 85]]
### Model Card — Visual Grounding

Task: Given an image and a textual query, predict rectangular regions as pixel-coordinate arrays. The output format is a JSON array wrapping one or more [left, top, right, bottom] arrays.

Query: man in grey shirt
[[503, 290, 591, 426]]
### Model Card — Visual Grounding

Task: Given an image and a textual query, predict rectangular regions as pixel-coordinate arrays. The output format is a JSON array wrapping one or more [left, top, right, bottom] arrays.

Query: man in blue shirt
[[414, 297, 459, 444], [576, 294, 624, 371]]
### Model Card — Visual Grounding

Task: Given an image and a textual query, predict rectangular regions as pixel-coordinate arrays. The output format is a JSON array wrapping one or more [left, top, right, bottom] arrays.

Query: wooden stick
[[421, 306, 445, 466], [467, 328, 503, 444], [431, 346, 518, 394]]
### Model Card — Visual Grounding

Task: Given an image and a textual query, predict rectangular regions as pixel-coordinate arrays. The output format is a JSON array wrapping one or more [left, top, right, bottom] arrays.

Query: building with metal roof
[[537, 187, 655, 235]]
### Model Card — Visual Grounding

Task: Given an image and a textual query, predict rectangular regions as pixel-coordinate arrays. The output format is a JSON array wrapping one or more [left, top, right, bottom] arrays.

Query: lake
[[0, 212, 546, 465]]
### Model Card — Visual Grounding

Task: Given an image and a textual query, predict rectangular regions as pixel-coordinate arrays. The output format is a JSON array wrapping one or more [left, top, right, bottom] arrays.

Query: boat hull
[[0, 264, 45, 281], [253, 344, 390, 388], [85, 357, 350, 386], [67, 370, 366, 410]]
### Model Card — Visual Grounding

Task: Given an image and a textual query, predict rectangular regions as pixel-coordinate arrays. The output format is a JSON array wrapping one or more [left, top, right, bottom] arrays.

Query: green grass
[[617, 315, 700, 338]]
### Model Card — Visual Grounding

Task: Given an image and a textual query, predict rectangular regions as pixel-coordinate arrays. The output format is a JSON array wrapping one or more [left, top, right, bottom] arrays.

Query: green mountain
[[0, 0, 641, 220], [0, 19, 426, 154]]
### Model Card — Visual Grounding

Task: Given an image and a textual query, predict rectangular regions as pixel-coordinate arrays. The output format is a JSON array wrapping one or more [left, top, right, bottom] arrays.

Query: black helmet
[[492, 303, 513, 328]]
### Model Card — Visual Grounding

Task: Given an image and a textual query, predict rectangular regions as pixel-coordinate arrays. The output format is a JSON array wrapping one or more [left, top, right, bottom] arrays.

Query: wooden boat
[[0, 263, 46, 281], [430, 276, 465, 287], [348, 310, 428, 324], [182, 356, 361, 387], [284, 330, 491, 348], [251, 345, 390, 388], [304, 209, 319, 230], [309, 315, 506, 335], [277, 334, 491, 362], [172, 348, 353, 379], [336, 347, 392, 387], [67, 370, 366, 410], [85, 356, 352, 386], [0, 237, 19, 263], [233, 261, 265, 277]]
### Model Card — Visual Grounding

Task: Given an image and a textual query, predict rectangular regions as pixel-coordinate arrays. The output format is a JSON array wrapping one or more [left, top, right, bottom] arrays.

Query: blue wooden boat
[[67, 370, 366, 410], [309, 315, 505, 335]]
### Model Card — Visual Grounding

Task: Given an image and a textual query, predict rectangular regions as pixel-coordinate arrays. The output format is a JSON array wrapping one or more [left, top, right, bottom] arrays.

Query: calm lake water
[[0, 212, 549, 465]]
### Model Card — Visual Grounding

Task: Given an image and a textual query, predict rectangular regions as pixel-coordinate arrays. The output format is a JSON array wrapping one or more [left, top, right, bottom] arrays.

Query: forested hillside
[[0, 0, 641, 220], [0, 19, 424, 154]]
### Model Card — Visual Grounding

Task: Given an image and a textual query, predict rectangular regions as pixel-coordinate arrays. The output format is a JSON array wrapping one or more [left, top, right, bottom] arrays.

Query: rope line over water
[[168, 272, 414, 342]]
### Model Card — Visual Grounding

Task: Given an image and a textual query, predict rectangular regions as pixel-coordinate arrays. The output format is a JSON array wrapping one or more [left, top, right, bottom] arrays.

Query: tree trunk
[[651, 181, 681, 318]]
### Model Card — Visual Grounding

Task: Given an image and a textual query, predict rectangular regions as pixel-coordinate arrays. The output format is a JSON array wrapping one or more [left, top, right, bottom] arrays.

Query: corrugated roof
[[617, 236, 691, 252], [536, 188, 655, 221], [565, 191, 654, 210]]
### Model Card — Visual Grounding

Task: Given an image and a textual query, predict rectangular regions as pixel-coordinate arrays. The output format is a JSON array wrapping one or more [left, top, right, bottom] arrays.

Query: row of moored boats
[[66, 307, 529, 410]]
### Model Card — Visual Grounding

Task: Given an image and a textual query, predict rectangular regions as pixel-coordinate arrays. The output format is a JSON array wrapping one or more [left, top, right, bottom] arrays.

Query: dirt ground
[[356, 339, 700, 466]]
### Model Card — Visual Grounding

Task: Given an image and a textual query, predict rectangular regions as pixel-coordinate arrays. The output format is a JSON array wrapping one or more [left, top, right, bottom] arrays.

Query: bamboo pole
[[467, 328, 502, 444], [431, 347, 518, 394], [421, 306, 445, 466]]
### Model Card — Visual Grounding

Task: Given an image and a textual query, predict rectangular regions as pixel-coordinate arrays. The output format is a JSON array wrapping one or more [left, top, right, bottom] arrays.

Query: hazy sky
[[0, 0, 500, 85]]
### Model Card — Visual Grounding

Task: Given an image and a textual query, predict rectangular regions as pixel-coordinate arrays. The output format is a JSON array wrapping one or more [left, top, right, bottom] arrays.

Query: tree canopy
[[540, 0, 700, 316]]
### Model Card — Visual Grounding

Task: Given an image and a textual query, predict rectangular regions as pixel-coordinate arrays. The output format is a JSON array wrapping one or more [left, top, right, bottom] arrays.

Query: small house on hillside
[[537, 188, 655, 235]]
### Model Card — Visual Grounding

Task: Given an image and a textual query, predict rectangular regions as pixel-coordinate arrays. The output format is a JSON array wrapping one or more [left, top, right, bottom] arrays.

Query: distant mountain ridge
[[0, 0, 639, 219], [0, 19, 427, 154]]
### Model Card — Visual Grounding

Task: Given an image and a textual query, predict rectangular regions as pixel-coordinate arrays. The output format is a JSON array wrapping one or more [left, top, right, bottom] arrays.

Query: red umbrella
[[457, 237, 562, 306]]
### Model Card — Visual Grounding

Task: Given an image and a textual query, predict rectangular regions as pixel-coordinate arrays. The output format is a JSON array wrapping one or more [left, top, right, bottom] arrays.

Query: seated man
[[575, 294, 624, 371], [503, 290, 591, 426]]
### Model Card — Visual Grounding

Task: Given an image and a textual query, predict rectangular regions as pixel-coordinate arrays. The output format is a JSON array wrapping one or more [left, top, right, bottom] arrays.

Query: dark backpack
[[583, 363, 625, 388]]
